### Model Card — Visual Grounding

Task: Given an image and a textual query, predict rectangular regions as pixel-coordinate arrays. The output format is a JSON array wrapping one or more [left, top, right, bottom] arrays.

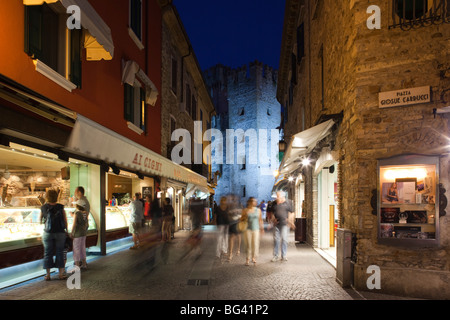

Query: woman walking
[[40, 189, 68, 280], [240, 197, 264, 266]]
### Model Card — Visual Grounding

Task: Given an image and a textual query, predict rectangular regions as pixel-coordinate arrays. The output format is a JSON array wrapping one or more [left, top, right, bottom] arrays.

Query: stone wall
[[348, 0, 450, 299], [206, 62, 281, 204], [281, 0, 450, 298]]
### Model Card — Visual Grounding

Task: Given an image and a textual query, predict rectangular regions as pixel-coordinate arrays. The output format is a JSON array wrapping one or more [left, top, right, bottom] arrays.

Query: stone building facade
[[160, 1, 215, 177], [159, 1, 216, 229], [277, 0, 450, 299], [205, 62, 281, 205]]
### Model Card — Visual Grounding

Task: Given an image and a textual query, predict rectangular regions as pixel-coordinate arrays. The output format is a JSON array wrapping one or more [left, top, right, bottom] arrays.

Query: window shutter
[[130, 0, 142, 40], [24, 5, 43, 60], [70, 29, 83, 88], [124, 84, 134, 123], [140, 87, 146, 132]]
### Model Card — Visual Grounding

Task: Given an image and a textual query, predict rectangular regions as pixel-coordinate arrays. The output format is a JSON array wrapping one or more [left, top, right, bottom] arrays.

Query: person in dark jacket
[[162, 198, 174, 242], [215, 196, 230, 258], [40, 189, 68, 281]]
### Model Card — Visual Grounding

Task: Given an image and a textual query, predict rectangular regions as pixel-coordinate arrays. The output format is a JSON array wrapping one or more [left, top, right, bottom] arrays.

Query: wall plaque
[[379, 86, 430, 108]]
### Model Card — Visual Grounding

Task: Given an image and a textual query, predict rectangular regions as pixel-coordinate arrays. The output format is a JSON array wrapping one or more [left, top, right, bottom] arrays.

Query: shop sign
[[379, 86, 430, 108], [132, 153, 163, 172]]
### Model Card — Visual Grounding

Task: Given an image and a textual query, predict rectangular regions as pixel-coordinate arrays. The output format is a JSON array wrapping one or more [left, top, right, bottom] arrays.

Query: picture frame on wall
[[142, 186, 152, 199], [396, 178, 417, 204]]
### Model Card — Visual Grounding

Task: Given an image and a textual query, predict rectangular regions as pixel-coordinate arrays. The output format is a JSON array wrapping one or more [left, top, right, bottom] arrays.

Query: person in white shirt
[[129, 193, 144, 249]]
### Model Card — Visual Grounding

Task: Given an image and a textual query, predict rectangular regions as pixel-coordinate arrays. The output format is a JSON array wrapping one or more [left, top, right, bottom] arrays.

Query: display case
[[378, 155, 439, 247], [0, 207, 97, 252], [65, 208, 97, 234], [105, 206, 131, 231]]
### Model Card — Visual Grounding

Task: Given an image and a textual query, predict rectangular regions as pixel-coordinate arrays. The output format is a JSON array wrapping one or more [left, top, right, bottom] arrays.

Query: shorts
[[129, 222, 141, 235]]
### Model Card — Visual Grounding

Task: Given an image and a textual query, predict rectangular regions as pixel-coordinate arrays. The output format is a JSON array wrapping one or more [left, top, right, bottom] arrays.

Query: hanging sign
[[379, 86, 430, 108]]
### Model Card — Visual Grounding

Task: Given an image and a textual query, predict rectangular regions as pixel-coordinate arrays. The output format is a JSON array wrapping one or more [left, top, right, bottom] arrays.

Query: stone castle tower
[[204, 61, 281, 205]]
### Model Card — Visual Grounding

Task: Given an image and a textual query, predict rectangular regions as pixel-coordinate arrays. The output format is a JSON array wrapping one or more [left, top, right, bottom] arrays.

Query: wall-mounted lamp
[[433, 106, 450, 118], [111, 165, 120, 175]]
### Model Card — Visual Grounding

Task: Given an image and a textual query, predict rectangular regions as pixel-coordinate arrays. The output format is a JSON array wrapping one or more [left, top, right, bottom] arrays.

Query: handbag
[[237, 219, 248, 232]]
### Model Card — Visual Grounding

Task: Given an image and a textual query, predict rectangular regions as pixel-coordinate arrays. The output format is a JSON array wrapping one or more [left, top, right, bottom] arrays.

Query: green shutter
[[70, 29, 83, 88], [124, 84, 134, 123], [24, 5, 43, 60]]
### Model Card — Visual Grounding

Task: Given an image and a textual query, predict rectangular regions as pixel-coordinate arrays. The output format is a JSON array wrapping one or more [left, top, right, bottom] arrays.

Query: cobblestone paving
[[208, 231, 352, 300], [0, 229, 402, 301]]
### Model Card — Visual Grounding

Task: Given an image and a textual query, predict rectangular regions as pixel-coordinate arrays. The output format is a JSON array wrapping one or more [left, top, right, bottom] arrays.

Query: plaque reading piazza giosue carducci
[[379, 86, 431, 108]]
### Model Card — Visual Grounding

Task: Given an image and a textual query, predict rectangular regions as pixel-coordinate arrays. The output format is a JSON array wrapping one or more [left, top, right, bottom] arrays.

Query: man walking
[[129, 193, 144, 249], [271, 191, 294, 262]]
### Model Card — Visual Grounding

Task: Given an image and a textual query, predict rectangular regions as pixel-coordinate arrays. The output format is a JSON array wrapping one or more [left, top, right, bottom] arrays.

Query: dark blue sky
[[174, 0, 286, 71]]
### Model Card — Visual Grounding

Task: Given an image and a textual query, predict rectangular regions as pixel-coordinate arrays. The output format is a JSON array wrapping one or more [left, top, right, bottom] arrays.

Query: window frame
[[124, 80, 147, 135], [128, 0, 144, 49], [24, 3, 82, 90]]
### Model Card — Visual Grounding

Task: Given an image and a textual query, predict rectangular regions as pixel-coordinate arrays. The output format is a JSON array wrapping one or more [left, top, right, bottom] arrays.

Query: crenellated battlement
[[204, 61, 278, 89], [227, 60, 278, 85]]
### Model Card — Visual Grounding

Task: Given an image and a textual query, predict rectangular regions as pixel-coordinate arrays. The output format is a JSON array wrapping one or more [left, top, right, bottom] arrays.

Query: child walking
[[71, 200, 89, 269]]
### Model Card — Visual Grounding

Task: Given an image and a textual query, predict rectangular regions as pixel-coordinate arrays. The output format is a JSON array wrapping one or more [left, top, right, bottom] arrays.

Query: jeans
[[273, 225, 288, 258], [42, 232, 66, 269]]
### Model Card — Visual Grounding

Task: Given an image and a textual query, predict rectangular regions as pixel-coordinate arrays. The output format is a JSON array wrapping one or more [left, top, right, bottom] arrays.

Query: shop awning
[[122, 60, 159, 106], [23, 0, 114, 61], [278, 119, 335, 177], [65, 115, 210, 190]]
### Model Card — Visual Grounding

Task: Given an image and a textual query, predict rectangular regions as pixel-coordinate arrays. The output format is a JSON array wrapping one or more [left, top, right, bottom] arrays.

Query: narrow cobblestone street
[[0, 227, 414, 302]]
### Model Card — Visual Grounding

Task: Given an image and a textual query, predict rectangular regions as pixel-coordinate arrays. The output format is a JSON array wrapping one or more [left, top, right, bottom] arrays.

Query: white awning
[[23, 0, 114, 61], [65, 115, 209, 190], [278, 119, 335, 176], [122, 60, 159, 106]]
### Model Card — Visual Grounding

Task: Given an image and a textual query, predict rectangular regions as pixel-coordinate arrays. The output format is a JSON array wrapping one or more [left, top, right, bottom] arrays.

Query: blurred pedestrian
[[215, 196, 230, 258], [162, 198, 174, 242], [71, 199, 89, 269], [40, 189, 68, 281], [266, 201, 273, 224], [271, 191, 294, 262], [189, 195, 205, 232], [150, 195, 162, 237], [144, 194, 152, 226], [227, 195, 242, 261], [241, 197, 264, 265], [259, 200, 267, 223], [129, 193, 144, 249]]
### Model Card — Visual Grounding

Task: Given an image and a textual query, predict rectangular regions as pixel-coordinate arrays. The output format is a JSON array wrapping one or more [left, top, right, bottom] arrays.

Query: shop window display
[[378, 155, 439, 247], [0, 144, 98, 253]]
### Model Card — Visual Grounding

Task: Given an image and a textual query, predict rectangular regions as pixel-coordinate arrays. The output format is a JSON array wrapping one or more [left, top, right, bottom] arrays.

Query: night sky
[[174, 0, 286, 72]]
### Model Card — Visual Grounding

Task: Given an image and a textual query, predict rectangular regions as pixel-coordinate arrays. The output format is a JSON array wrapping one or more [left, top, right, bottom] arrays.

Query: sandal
[[44, 275, 51, 281], [245, 259, 250, 266], [58, 274, 67, 280]]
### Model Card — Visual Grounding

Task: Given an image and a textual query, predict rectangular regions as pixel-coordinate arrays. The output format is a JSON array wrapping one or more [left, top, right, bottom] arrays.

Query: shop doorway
[[105, 170, 154, 241], [318, 163, 339, 251]]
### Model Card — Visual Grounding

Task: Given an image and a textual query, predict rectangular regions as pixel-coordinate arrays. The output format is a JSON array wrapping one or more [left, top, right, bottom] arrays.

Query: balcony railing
[[390, 0, 450, 30]]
